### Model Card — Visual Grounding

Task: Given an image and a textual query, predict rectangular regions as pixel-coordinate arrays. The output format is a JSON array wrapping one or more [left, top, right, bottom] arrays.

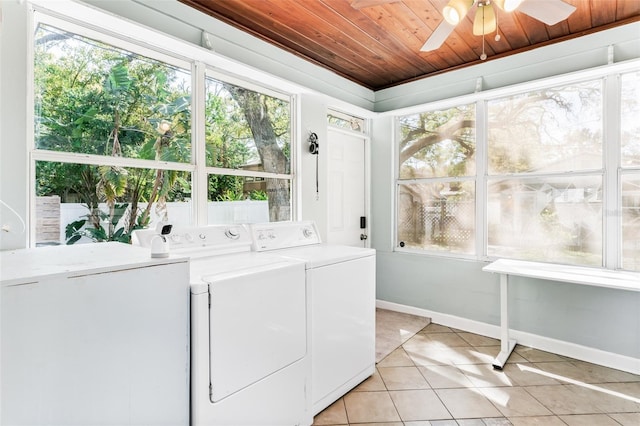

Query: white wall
[[300, 94, 330, 240], [0, 0, 29, 250]]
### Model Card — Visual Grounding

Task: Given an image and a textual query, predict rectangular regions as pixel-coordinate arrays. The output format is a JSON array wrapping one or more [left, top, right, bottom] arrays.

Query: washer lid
[[273, 244, 375, 269], [190, 252, 303, 282]]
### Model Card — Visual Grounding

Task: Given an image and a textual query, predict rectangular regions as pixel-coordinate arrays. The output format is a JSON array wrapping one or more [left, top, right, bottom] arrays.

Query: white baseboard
[[376, 299, 640, 375]]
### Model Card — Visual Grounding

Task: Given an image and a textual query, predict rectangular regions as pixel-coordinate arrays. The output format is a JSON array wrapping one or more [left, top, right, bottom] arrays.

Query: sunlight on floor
[[517, 363, 640, 404], [314, 317, 640, 425]]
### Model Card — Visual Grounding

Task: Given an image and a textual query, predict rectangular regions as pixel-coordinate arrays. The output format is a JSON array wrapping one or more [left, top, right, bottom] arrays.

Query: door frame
[[326, 125, 371, 248]]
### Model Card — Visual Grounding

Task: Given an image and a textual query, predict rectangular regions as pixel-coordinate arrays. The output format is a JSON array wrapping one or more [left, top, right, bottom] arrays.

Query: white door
[[326, 129, 367, 247]]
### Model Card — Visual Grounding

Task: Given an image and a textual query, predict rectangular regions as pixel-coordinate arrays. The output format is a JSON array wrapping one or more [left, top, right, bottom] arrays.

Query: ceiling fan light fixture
[[473, 4, 497, 36], [443, 0, 474, 25], [494, 0, 523, 12]]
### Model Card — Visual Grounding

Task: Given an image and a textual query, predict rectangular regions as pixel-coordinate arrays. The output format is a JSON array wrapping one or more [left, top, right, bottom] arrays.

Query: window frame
[[393, 61, 640, 271], [394, 101, 478, 258], [28, 5, 299, 247], [327, 108, 366, 133], [485, 78, 606, 267], [617, 71, 640, 270]]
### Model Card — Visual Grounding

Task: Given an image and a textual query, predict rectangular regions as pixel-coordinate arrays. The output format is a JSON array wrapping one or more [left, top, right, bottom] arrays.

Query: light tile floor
[[313, 311, 640, 426]]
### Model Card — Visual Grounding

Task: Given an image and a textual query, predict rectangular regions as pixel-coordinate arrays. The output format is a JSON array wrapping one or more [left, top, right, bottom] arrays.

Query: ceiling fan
[[351, 0, 577, 57]]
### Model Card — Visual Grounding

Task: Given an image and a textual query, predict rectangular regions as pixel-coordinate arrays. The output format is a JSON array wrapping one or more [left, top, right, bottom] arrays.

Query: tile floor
[[313, 310, 640, 426]]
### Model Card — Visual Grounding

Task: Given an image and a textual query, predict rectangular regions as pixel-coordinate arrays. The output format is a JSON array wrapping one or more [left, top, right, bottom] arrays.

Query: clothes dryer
[[133, 225, 311, 426], [249, 221, 376, 416]]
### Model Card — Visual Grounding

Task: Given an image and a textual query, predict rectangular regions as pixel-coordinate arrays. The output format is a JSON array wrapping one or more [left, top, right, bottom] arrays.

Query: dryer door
[[204, 260, 306, 402]]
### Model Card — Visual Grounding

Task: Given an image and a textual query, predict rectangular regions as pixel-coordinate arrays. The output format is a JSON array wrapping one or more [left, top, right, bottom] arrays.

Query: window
[[396, 104, 476, 255], [487, 80, 603, 266], [33, 23, 193, 245], [34, 24, 192, 161], [327, 109, 365, 133], [205, 74, 292, 222], [394, 70, 640, 271], [36, 161, 192, 244], [32, 14, 294, 246], [621, 71, 640, 271]]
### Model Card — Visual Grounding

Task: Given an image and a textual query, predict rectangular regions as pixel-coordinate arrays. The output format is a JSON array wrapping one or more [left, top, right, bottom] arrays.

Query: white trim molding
[[376, 299, 640, 375]]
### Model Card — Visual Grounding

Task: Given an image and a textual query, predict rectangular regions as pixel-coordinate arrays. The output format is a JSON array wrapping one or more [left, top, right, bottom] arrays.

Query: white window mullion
[[32, 150, 196, 172], [292, 95, 303, 221], [475, 100, 488, 259], [604, 74, 622, 269], [392, 115, 401, 251], [27, 6, 37, 248], [192, 61, 208, 226], [202, 167, 292, 181]]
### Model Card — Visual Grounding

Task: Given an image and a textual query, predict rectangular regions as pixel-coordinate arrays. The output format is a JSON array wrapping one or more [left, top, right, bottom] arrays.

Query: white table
[[482, 259, 640, 370]]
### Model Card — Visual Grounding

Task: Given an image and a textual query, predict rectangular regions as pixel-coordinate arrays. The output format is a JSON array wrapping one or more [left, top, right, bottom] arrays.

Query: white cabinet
[[1, 243, 190, 426]]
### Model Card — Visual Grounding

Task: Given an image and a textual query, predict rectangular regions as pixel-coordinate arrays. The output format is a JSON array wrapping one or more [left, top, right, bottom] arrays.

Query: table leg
[[493, 273, 517, 370]]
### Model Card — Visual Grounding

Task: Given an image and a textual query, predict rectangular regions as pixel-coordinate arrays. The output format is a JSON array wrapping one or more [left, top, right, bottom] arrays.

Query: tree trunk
[[225, 85, 290, 221]]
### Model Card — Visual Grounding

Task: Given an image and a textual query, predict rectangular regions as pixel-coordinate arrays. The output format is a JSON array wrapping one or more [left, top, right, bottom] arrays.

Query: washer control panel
[[250, 221, 321, 251], [132, 224, 251, 254]]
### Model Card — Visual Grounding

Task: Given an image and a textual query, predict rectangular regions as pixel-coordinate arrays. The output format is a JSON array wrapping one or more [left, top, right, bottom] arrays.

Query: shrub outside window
[[34, 23, 193, 245], [34, 24, 192, 161]]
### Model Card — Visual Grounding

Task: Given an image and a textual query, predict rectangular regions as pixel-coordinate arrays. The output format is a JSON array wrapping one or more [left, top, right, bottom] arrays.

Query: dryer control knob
[[225, 228, 240, 240]]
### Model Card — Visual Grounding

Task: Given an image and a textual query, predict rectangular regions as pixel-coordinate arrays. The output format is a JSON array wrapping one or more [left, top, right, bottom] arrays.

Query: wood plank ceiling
[[179, 0, 640, 91]]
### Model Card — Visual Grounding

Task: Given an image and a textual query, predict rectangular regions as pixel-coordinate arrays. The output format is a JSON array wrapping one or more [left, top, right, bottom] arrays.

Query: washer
[[133, 225, 311, 426], [249, 221, 376, 415]]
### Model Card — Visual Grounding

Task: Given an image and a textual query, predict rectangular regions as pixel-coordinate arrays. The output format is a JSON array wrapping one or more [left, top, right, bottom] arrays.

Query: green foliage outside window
[[34, 23, 292, 245]]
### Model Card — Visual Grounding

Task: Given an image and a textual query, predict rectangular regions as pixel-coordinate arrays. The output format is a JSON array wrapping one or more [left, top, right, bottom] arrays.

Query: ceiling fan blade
[[517, 0, 577, 26], [421, 20, 456, 52], [350, 0, 401, 9]]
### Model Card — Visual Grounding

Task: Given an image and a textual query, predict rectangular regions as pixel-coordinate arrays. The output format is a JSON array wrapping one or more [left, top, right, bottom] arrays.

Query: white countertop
[[1, 242, 188, 286]]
